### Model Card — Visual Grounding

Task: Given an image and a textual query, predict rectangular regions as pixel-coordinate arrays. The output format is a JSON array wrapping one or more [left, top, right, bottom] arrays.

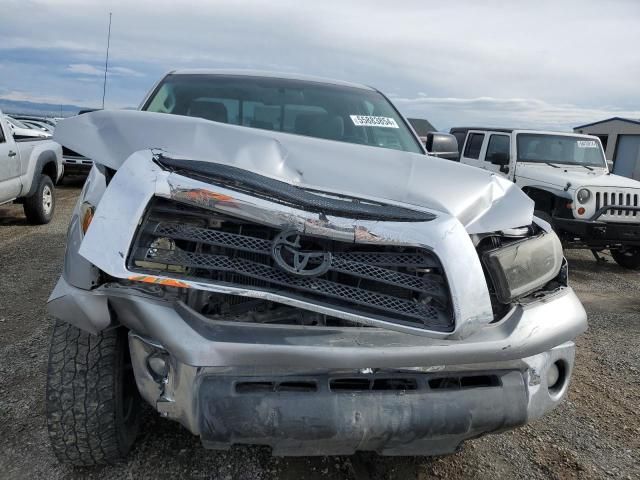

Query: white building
[[574, 117, 640, 180]]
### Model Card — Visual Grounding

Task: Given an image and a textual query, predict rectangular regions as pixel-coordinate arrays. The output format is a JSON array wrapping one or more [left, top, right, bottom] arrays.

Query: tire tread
[[46, 320, 134, 466]]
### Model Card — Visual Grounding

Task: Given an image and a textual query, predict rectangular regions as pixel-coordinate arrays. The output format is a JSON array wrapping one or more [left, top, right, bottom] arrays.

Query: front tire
[[23, 174, 55, 224], [46, 320, 141, 466], [611, 248, 640, 270]]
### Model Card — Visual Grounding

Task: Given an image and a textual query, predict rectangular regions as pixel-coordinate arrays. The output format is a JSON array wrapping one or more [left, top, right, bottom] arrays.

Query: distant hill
[[0, 98, 96, 118]]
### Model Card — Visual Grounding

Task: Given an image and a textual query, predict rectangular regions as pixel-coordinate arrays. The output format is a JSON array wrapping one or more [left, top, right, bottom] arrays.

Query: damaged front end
[[48, 111, 587, 456]]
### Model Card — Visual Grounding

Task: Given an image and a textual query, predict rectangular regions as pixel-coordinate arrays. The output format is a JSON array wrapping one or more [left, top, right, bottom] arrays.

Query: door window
[[485, 134, 510, 163], [463, 133, 485, 159], [452, 131, 466, 154]]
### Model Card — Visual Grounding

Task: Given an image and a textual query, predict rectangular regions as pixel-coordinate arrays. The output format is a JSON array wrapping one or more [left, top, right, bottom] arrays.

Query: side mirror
[[424, 132, 459, 161], [607, 160, 614, 172]]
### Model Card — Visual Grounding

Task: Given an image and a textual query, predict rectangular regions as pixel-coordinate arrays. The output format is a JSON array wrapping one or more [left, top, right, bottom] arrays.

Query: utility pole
[[101, 12, 112, 109]]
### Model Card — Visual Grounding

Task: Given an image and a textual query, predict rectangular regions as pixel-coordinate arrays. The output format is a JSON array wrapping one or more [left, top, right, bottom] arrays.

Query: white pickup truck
[[0, 110, 63, 224], [453, 127, 640, 269]]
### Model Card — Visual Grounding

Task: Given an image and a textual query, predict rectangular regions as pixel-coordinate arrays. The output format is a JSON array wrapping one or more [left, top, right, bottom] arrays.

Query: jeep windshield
[[516, 133, 606, 168], [142, 74, 423, 153]]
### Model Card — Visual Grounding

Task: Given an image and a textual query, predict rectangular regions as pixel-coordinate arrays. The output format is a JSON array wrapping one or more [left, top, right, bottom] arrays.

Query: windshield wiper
[[579, 164, 594, 171], [545, 162, 561, 168]]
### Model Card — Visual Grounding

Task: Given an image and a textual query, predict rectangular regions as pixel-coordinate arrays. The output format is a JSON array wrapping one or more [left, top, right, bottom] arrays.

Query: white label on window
[[350, 115, 399, 128], [577, 140, 598, 148]]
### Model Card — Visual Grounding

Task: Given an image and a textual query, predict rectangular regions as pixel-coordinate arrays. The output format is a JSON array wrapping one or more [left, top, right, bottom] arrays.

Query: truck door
[[0, 121, 22, 202], [459, 131, 486, 170], [482, 133, 512, 178]]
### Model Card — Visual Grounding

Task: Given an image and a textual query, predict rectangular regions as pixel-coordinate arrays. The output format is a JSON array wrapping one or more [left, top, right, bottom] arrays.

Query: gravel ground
[[0, 180, 638, 480]]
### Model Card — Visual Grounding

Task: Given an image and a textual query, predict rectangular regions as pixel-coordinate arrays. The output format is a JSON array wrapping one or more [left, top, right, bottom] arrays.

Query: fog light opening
[[547, 360, 567, 396], [147, 352, 169, 383]]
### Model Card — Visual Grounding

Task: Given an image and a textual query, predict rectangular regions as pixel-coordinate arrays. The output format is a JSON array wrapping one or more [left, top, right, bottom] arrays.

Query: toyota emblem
[[272, 230, 332, 277]]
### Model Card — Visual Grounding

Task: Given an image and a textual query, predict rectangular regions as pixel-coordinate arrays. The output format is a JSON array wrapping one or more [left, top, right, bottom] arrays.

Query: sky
[[1, 0, 639, 131]]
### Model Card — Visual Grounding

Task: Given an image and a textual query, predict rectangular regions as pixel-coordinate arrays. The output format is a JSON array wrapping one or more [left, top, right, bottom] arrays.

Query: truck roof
[[167, 69, 376, 91], [450, 127, 514, 134]]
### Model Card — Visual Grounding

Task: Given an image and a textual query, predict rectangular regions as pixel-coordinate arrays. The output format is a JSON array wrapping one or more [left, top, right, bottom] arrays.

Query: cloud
[[392, 95, 640, 131], [109, 66, 144, 77], [0, 90, 81, 105], [66, 63, 144, 77], [66, 63, 103, 76], [0, 0, 638, 121]]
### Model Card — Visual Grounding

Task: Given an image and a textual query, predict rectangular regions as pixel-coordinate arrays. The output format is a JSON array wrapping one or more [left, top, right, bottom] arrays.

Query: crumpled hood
[[516, 163, 640, 193], [55, 110, 533, 233]]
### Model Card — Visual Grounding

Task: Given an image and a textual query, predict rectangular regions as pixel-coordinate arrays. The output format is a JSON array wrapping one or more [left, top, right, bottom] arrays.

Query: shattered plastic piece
[[128, 275, 190, 288]]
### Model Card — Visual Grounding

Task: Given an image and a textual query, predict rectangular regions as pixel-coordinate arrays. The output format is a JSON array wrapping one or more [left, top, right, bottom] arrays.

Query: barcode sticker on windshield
[[577, 140, 598, 148], [350, 115, 399, 128]]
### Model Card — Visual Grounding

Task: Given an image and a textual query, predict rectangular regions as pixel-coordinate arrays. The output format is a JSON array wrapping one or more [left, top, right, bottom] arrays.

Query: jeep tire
[[23, 174, 55, 224], [46, 320, 141, 466], [611, 247, 640, 270]]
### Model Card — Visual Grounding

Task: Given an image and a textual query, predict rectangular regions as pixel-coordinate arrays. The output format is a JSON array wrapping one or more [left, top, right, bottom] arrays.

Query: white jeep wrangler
[[453, 127, 640, 269]]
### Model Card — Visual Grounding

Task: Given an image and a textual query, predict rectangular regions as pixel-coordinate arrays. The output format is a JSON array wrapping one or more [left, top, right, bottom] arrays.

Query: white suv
[[453, 127, 640, 269]]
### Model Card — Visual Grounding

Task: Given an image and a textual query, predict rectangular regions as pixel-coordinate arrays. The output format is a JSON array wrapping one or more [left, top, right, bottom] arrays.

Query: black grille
[[128, 198, 454, 332]]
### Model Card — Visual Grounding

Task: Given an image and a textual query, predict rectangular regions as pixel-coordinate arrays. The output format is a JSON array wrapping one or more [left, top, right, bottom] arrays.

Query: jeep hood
[[55, 110, 533, 234], [516, 163, 640, 193]]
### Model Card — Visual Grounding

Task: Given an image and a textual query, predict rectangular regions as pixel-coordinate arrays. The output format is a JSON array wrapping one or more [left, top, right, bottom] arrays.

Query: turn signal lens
[[80, 202, 95, 235], [577, 207, 586, 215]]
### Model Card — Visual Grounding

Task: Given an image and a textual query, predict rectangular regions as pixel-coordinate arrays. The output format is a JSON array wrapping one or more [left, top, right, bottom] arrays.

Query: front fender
[[61, 165, 108, 289], [23, 142, 63, 196]]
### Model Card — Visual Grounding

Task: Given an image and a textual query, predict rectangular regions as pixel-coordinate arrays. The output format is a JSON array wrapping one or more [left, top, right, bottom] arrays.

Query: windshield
[[143, 74, 423, 153], [6, 117, 31, 129], [516, 133, 606, 167]]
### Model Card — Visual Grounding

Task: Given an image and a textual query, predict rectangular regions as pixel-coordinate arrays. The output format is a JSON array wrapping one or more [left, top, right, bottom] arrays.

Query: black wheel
[[23, 174, 55, 224], [611, 248, 640, 270], [46, 320, 141, 466]]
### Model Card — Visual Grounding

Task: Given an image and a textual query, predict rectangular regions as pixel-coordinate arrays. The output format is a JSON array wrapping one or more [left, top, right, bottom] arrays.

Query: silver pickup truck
[[45, 71, 587, 465], [0, 110, 63, 224]]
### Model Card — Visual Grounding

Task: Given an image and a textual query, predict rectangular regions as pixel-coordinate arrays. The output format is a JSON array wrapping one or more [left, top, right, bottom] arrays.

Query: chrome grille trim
[[129, 198, 454, 332]]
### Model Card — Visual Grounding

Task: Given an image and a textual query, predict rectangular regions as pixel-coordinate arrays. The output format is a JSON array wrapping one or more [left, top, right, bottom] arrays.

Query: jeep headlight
[[576, 188, 591, 204], [482, 233, 563, 303]]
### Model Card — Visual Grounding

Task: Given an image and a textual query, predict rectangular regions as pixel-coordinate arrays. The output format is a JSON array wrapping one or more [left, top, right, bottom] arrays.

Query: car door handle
[[8, 150, 17, 157]]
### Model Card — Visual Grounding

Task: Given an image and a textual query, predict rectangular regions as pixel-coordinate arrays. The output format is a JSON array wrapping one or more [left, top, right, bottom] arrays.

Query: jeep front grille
[[127, 198, 454, 332], [594, 189, 640, 220]]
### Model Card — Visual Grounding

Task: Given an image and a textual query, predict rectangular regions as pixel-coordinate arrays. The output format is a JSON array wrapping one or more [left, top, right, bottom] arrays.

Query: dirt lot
[[0, 180, 638, 480]]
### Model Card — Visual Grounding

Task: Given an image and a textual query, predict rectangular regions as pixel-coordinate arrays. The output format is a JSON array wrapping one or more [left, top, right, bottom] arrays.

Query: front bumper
[[48, 278, 587, 455], [554, 217, 640, 247], [62, 156, 93, 175], [131, 337, 574, 456]]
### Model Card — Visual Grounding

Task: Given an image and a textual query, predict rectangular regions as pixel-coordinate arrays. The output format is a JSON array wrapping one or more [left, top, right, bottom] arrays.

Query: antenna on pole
[[101, 12, 112, 109]]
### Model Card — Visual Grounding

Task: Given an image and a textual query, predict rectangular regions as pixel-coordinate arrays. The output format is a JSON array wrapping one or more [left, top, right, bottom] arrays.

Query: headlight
[[483, 232, 563, 303], [576, 188, 591, 204]]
